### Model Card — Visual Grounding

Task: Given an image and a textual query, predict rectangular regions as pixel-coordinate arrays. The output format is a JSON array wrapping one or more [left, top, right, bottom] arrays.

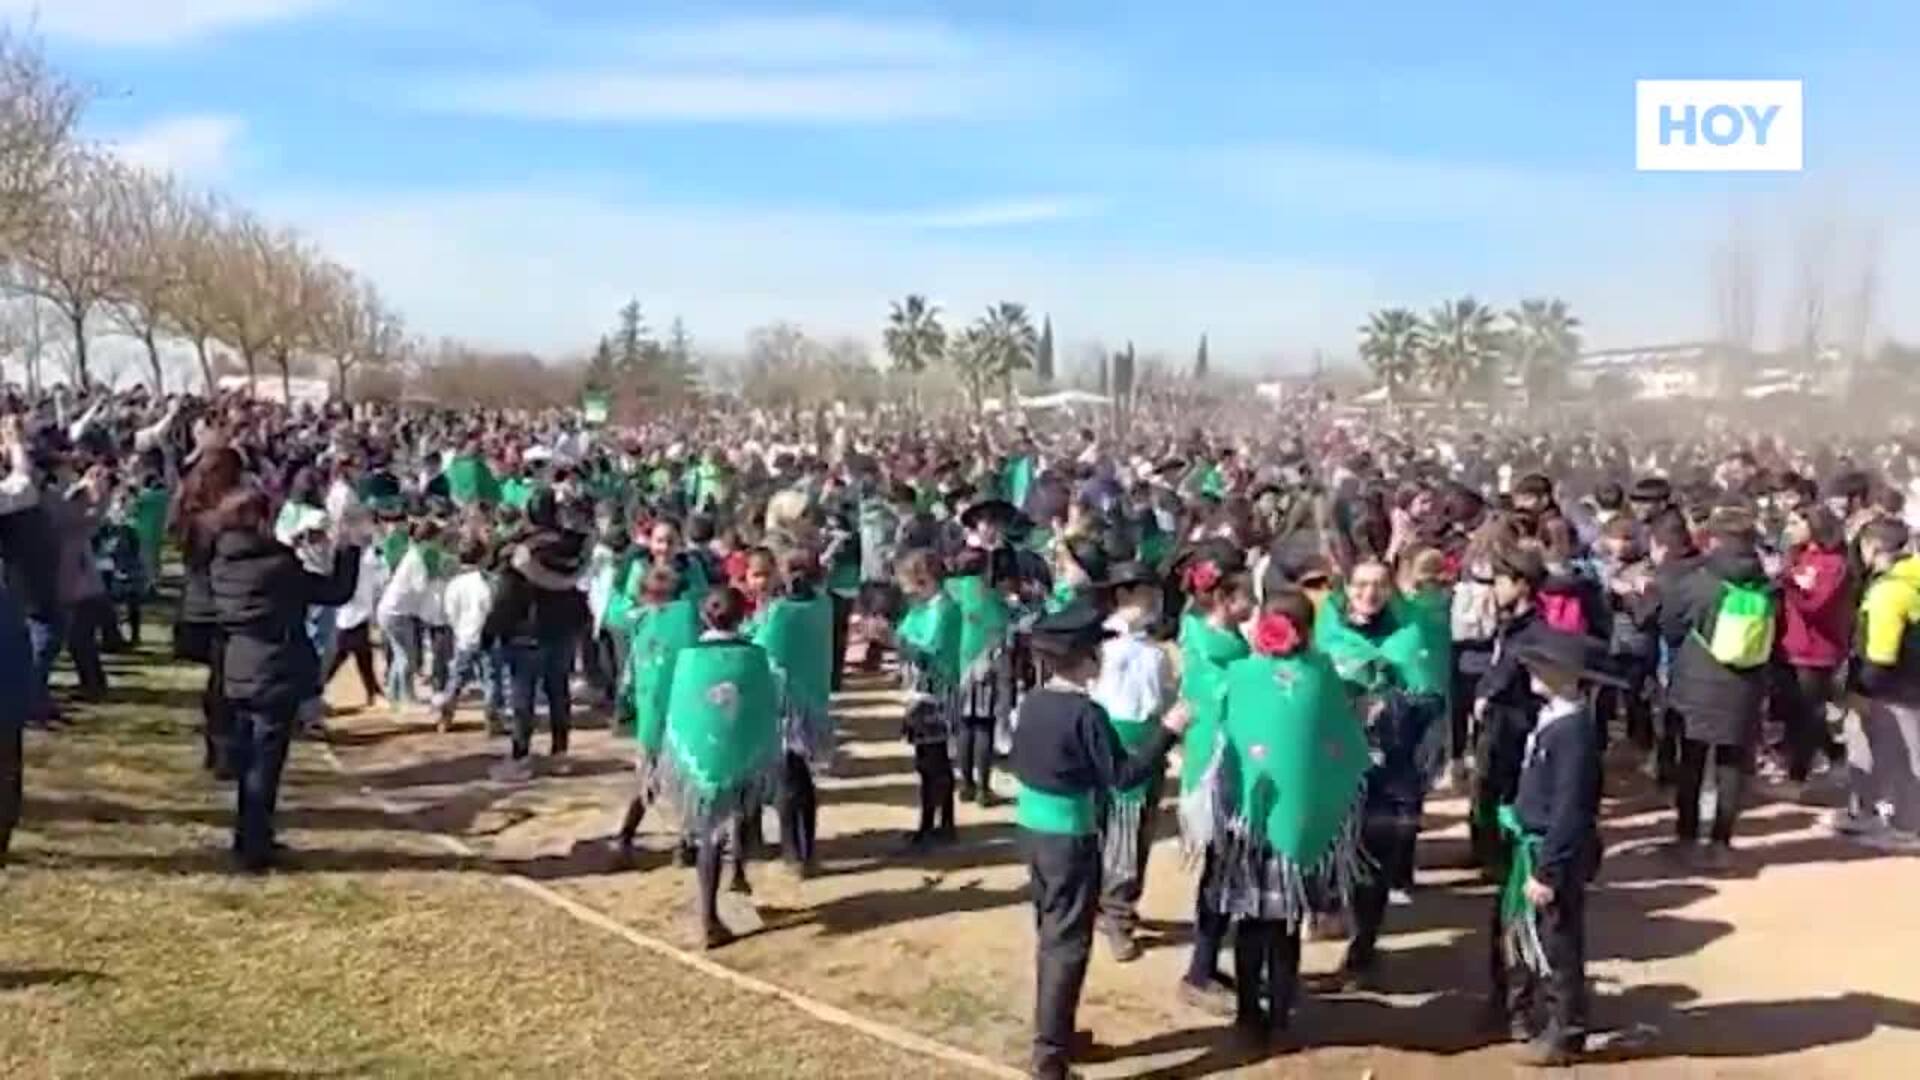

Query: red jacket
[[1779, 544, 1851, 669]]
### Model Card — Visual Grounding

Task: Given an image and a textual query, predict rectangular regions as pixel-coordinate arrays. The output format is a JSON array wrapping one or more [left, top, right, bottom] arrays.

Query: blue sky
[[20, 0, 1920, 371]]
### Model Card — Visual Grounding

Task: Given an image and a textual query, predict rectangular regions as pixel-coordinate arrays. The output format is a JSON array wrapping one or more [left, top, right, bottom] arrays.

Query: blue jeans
[[508, 634, 576, 759], [435, 644, 507, 718], [27, 614, 64, 721], [380, 614, 422, 704], [230, 702, 295, 868]]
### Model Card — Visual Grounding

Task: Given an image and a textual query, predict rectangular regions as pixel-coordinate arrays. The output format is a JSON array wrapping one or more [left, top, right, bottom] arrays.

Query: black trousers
[[1096, 773, 1162, 935], [1347, 815, 1416, 969], [695, 823, 744, 930], [326, 622, 381, 703], [202, 637, 232, 775], [1471, 705, 1532, 871], [1183, 848, 1230, 987], [1675, 738, 1750, 845], [230, 701, 297, 869], [829, 592, 851, 692], [1489, 877, 1589, 1042], [0, 717, 21, 860], [1234, 918, 1302, 1030], [912, 740, 955, 838], [1773, 664, 1839, 781], [778, 751, 818, 866], [64, 596, 110, 697], [954, 716, 996, 795], [1026, 831, 1099, 1080]]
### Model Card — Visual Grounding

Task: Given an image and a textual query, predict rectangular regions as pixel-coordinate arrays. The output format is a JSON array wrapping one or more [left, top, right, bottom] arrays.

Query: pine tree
[[1098, 350, 1110, 396], [1037, 315, 1055, 383], [587, 335, 615, 392], [615, 299, 646, 370], [1195, 333, 1210, 379]]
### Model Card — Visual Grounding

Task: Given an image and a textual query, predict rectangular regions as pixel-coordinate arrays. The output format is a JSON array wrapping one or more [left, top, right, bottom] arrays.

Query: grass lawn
[[0, 641, 967, 1079]]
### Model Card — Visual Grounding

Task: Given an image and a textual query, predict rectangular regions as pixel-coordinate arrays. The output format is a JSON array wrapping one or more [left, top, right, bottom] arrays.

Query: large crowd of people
[[4, 381, 1920, 1076]]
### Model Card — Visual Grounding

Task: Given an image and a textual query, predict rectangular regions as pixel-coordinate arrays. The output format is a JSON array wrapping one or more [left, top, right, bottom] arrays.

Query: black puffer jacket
[[211, 530, 359, 709], [1662, 547, 1773, 746]]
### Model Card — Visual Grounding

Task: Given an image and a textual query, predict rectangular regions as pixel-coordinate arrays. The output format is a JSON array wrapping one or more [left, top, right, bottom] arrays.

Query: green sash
[[501, 477, 539, 511], [897, 592, 961, 694], [1101, 714, 1159, 885], [1497, 804, 1551, 974], [626, 598, 700, 756], [1016, 783, 1097, 836], [944, 574, 1010, 690], [1177, 614, 1250, 797], [1197, 651, 1369, 921], [654, 639, 781, 836], [380, 531, 410, 571], [752, 593, 836, 766]]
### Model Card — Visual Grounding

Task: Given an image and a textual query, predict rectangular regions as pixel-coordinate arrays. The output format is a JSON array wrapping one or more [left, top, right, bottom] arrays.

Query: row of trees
[[0, 32, 404, 398], [1358, 296, 1582, 405], [883, 295, 1053, 413]]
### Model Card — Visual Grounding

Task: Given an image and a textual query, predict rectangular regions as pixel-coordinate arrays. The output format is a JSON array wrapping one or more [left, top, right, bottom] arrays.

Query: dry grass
[[0, 644, 967, 1079]]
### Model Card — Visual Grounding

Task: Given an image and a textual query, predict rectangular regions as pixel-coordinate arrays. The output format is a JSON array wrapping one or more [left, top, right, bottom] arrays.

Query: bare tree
[[1787, 214, 1835, 367], [164, 192, 232, 392], [0, 31, 84, 251], [1837, 219, 1883, 380], [1710, 211, 1760, 358], [315, 267, 403, 400], [206, 210, 284, 393], [4, 151, 129, 387], [104, 168, 192, 393]]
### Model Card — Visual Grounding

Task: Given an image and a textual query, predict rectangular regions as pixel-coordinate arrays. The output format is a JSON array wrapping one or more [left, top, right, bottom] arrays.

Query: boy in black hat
[[1088, 561, 1172, 963], [1013, 601, 1188, 1080], [1490, 629, 1607, 1068]]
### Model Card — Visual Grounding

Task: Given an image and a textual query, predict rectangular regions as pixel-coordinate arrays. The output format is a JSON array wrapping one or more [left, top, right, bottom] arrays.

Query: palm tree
[[1422, 296, 1501, 406], [1357, 308, 1425, 403], [883, 294, 945, 411], [949, 324, 994, 415], [1505, 297, 1583, 406], [976, 301, 1038, 413]]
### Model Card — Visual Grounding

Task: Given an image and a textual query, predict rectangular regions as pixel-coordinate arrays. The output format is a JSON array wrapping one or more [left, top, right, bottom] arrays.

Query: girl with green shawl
[[1311, 558, 1451, 987], [1200, 590, 1369, 1042], [945, 548, 1014, 808], [1170, 551, 1254, 1012], [886, 549, 961, 848], [750, 551, 836, 873], [654, 586, 780, 950], [608, 561, 704, 867]]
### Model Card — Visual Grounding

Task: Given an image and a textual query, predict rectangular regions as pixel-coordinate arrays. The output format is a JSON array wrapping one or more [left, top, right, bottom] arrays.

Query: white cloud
[[414, 14, 1101, 124], [904, 198, 1100, 230], [106, 113, 244, 178], [0, 0, 335, 46], [263, 187, 1377, 368]]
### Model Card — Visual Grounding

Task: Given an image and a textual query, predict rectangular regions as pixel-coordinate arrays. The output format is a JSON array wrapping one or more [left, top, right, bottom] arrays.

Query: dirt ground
[[327, 666, 1920, 1079]]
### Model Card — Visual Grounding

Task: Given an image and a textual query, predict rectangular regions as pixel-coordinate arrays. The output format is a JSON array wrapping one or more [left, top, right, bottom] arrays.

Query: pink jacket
[[1779, 544, 1851, 669]]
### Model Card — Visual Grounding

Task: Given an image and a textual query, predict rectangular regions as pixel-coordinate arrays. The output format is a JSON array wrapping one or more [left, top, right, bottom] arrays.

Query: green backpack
[[1695, 580, 1776, 670]]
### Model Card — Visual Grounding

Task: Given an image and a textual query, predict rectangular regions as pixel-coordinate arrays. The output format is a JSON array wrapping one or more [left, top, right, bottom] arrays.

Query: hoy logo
[[1635, 80, 1803, 172]]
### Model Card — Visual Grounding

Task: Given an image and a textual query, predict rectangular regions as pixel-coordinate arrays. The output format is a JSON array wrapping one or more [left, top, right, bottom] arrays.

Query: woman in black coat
[[171, 445, 245, 777], [208, 488, 360, 873]]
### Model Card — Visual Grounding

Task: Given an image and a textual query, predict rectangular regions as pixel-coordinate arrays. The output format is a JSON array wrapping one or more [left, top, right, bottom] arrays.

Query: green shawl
[[131, 487, 167, 570], [626, 598, 701, 756], [1044, 579, 1083, 615], [944, 574, 1010, 691], [653, 639, 781, 836], [752, 593, 836, 767], [443, 454, 499, 507], [897, 592, 961, 695], [1314, 590, 1450, 699], [380, 531, 410, 571], [1177, 612, 1251, 799], [500, 476, 539, 511], [1497, 804, 1552, 974], [1202, 651, 1370, 923]]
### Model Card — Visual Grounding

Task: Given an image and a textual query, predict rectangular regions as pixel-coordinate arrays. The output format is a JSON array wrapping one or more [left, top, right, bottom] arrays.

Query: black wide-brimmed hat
[[1511, 629, 1628, 689], [1029, 600, 1116, 658], [1101, 560, 1160, 592], [960, 497, 1021, 530]]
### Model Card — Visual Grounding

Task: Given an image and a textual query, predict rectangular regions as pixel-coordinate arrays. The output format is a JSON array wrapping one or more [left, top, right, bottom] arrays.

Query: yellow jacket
[[1860, 555, 1920, 667]]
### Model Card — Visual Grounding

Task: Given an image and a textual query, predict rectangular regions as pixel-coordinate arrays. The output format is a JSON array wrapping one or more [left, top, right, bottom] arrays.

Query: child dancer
[[612, 564, 701, 868], [886, 549, 961, 849], [751, 548, 836, 875]]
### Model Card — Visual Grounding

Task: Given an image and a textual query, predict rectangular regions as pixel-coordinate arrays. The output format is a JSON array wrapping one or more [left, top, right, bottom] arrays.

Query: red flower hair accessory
[[1186, 560, 1222, 593], [1252, 611, 1303, 657]]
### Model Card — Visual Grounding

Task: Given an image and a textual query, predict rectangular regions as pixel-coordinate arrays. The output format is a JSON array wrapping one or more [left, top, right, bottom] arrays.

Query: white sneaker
[[1832, 809, 1886, 837], [490, 758, 535, 783], [1389, 888, 1414, 907]]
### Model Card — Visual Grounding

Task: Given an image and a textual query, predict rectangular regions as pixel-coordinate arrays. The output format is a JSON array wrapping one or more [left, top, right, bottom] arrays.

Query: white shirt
[[336, 547, 387, 631], [1092, 615, 1174, 723], [1523, 695, 1585, 769], [378, 547, 438, 623], [442, 568, 494, 650], [325, 478, 359, 524]]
